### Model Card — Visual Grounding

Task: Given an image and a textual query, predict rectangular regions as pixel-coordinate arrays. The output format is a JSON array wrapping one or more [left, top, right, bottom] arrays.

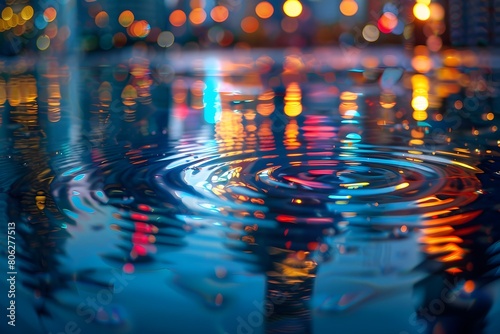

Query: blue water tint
[[2, 51, 500, 334], [63, 208, 79, 219], [62, 166, 83, 176], [74, 173, 86, 181], [71, 195, 95, 213], [34, 14, 48, 30], [203, 76, 222, 124]]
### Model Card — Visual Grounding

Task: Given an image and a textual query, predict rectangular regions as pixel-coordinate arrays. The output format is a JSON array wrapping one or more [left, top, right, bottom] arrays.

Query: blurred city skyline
[[1, 0, 500, 55]]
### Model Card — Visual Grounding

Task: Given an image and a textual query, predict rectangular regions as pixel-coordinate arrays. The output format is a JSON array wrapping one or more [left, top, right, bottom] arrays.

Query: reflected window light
[[340, 91, 358, 101], [122, 85, 138, 106], [412, 110, 428, 121], [203, 77, 221, 124], [412, 55, 432, 73], [0, 79, 6, 106], [7, 79, 20, 107], [411, 96, 428, 111], [284, 82, 302, 117], [257, 90, 275, 116], [285, 119, 300, 150]]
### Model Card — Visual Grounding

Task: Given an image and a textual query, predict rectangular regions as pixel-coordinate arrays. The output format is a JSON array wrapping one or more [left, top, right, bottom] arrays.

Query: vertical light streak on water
[[44, 58, 81, 153], [203, 59, 222, 125], [60, 0, 80, 55]]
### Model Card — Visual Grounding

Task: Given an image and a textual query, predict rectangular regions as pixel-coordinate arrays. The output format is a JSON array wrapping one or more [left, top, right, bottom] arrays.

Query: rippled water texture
[[1, 50, 500, 334]]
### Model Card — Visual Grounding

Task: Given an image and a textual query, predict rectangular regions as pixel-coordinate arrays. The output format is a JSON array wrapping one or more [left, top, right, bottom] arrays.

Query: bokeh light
[[241, 16, 259, 34], [413, 110, 428, 121], [46, 23, 58, 39], [43, 7, 57, 23], [412, 55, 433, 73], [119, 10, 134, 28], [362, 24, 380, 42], [340, 0, 358, 17], [3, 4, 500, 334], [378, 12, 398, 34], [1, 7, 13, 21], [36, 35, 51, 50], [429, 3, 445, 21], [283, 0, 303, 18], [256, 1, 274, 19], [284, 82, 303, 117], [113, 32, 128, 47], [170, 10, 187, 27], [0, 0, 492, 64], [95, 11, 109, 28], [190, 0, 205, 9], [427, 35, 442, 52], [412, 96, 429, 111], [157, 31, 175, 47], [413, 3, 430, 21], [210, 6, 229, 23], [130, 20, 150, 38], [21, 6, 34, 21], [281, 17, 299, 33], [189, 8, 207, 25]]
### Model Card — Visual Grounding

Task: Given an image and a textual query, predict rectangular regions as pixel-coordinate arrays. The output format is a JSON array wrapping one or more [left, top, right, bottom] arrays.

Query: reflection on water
[[1, 49, 500, 334]]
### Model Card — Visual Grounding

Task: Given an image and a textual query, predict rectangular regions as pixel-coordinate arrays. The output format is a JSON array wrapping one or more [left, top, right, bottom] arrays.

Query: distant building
[[448, 0, 500, 46]]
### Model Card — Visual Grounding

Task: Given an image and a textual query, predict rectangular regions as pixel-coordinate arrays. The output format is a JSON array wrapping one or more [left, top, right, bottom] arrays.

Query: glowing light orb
[[378, 12, 398, 34], [256, 1, 274, 19], [211, 6, 229, 23], [189, 8, 207, 25], [340, 0, 358, 17], [170, 10, 187, 27], [413, 3, 430, 21], [412, 96, 429, 111], [283, 0, 303, 18], [241, 16, 259, 33], [119, 10, 134, 27], [362, 24, 380, 42]]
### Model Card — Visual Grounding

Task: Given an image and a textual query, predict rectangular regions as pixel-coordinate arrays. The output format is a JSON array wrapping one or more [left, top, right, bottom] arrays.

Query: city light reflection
[[2, 1, 500, 334]]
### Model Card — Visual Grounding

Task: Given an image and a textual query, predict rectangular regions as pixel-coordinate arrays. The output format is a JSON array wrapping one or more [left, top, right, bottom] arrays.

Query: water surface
[[1, 49, 500, 334]]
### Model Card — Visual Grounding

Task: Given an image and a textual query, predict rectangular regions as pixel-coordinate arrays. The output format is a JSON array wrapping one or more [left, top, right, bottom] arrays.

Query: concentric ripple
[[129, 140, 486, 228], [59, 120, 486, 232]]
